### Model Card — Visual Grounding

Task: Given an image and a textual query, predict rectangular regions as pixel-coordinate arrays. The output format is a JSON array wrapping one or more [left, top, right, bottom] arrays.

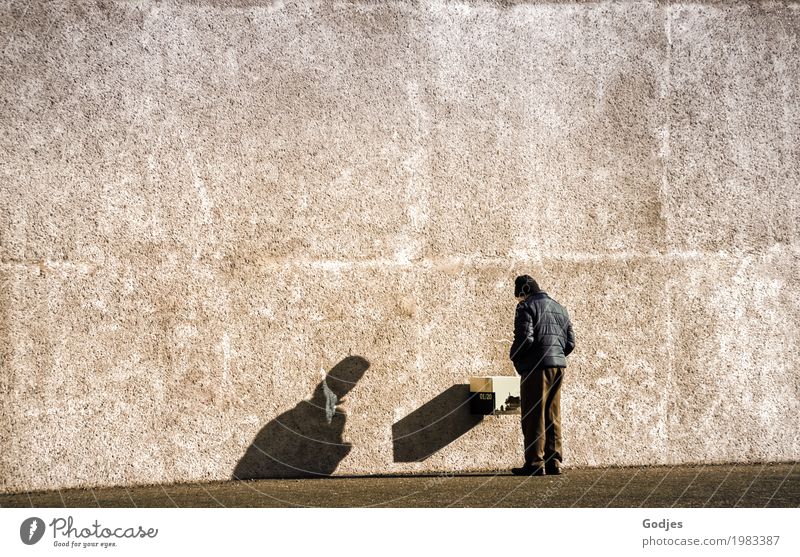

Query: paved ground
[[1, 463, 797, 508]]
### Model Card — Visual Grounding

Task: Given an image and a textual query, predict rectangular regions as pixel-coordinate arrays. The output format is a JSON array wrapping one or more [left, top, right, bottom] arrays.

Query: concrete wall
[[1, 0, 798, 493]]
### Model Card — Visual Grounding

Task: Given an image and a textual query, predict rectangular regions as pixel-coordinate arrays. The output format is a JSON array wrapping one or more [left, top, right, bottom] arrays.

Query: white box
[[469, 376, 521, 415]]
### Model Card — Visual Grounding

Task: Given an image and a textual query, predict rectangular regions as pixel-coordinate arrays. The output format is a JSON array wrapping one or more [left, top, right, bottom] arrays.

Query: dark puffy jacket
[[509, 291, 575, 374]]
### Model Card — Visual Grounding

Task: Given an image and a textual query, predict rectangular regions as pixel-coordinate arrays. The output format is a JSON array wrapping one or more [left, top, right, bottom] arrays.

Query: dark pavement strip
[[1, 463, 797, 508]]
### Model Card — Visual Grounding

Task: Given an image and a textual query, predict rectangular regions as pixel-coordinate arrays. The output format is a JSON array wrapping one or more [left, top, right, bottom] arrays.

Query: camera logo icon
[[20, 517, 46, 545]]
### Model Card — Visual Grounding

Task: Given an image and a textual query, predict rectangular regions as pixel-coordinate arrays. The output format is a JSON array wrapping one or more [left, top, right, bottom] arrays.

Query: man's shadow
[[232, 355, 370, 479]]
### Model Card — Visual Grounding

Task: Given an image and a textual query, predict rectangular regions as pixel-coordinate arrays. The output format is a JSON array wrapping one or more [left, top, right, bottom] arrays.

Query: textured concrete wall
[[1, 0, 798, 493]]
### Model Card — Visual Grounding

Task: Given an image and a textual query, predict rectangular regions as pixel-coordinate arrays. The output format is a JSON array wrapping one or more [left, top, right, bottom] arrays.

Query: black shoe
[[511, 465, 545, 476], [545, 460, 562, 475]]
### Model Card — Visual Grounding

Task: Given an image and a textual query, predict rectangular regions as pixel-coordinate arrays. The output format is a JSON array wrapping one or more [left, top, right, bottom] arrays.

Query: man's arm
[[564, 312, 575, 357], [509, 303, 534, 361]]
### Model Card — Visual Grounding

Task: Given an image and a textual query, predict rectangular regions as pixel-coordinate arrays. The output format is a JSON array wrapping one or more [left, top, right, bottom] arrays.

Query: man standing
[[509, 275, 575, 476]]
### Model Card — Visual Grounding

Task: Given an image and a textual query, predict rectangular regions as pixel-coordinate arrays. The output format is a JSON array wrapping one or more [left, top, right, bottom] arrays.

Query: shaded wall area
[[1, 0, 798, 492]]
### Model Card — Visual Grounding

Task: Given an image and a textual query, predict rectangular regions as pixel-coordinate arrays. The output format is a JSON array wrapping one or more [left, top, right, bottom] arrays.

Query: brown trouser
[[520, 366, 563, 466]]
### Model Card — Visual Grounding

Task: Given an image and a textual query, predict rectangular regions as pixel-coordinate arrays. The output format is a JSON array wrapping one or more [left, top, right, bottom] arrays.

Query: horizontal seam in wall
[[0, 248, 778, 274]]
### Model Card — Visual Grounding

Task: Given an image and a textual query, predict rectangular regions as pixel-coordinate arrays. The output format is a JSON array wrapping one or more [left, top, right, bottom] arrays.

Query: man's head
[[514, 275, 540, 300], [324, 355, 370, 399]]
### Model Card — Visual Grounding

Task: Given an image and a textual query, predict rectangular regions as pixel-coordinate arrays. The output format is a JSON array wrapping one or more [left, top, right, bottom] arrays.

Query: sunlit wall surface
[[1, 0, 798, 492]]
